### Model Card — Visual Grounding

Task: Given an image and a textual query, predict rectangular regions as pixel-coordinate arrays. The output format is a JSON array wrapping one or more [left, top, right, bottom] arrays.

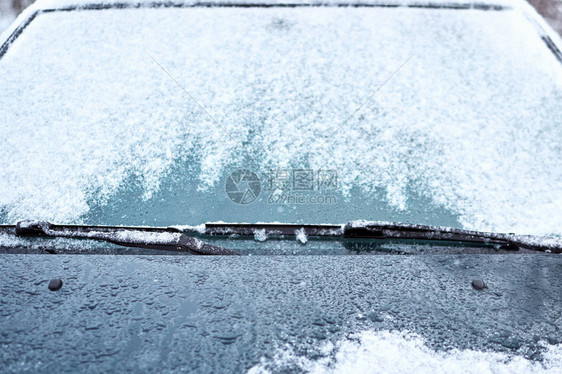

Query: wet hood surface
[[0, 254, 561, 372]]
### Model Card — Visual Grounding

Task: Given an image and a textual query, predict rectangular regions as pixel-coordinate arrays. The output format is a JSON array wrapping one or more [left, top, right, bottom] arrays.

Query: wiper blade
[[13, 221, 239, 255], [6, 220, 560, 254], [342, 221, 561, 253], [182, 221, 561, 253]]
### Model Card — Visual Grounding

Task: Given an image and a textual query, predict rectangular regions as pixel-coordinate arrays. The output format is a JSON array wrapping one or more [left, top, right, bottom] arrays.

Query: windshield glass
[[1, 5, 561, 235]]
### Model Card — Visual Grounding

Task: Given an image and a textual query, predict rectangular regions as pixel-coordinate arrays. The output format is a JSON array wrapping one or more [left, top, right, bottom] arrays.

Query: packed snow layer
[[295, 227, 308, 243], [1, 6, 561, 234], [254, 229, 269, 242], [248, 330, 562, 374], [0, 231, 114, 251]]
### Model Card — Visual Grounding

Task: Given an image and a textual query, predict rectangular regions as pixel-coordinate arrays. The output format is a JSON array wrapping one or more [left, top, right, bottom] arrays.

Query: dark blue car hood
[[1, 254, 561, 372]]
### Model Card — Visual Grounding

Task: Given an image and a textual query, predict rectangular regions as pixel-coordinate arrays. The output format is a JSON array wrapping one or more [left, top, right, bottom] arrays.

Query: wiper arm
[[14, 221, 239, 255], [183, 221, 561, 253]]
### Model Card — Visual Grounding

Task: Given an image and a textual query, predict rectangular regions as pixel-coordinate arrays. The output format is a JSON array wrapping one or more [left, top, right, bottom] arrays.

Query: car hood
[[1, 254, 561, 372]]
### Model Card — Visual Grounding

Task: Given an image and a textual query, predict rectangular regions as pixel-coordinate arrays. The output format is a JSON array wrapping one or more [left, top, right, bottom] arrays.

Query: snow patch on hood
[[248, 330, 562, 374]]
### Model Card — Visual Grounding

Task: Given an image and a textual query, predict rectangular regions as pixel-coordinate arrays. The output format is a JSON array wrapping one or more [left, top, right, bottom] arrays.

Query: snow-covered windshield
[[0, 4, 561, 235]]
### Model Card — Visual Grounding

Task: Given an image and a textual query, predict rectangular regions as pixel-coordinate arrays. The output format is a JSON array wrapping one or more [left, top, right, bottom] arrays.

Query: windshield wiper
[[12, 221, 239, 255], [6, 220, 561, 254], [182, 221, 562, 253], [342, 221, 561, 253]]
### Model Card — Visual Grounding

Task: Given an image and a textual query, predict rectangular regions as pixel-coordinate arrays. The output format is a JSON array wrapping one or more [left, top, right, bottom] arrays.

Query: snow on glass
[[0, 2, 561, 235]]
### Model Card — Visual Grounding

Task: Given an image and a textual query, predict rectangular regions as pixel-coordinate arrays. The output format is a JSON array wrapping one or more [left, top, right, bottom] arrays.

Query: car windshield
[[0, 2, 561, 237]]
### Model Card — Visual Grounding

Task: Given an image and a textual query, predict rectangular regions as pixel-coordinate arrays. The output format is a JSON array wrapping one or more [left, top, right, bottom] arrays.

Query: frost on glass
[[0, 6, 561, 235]]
